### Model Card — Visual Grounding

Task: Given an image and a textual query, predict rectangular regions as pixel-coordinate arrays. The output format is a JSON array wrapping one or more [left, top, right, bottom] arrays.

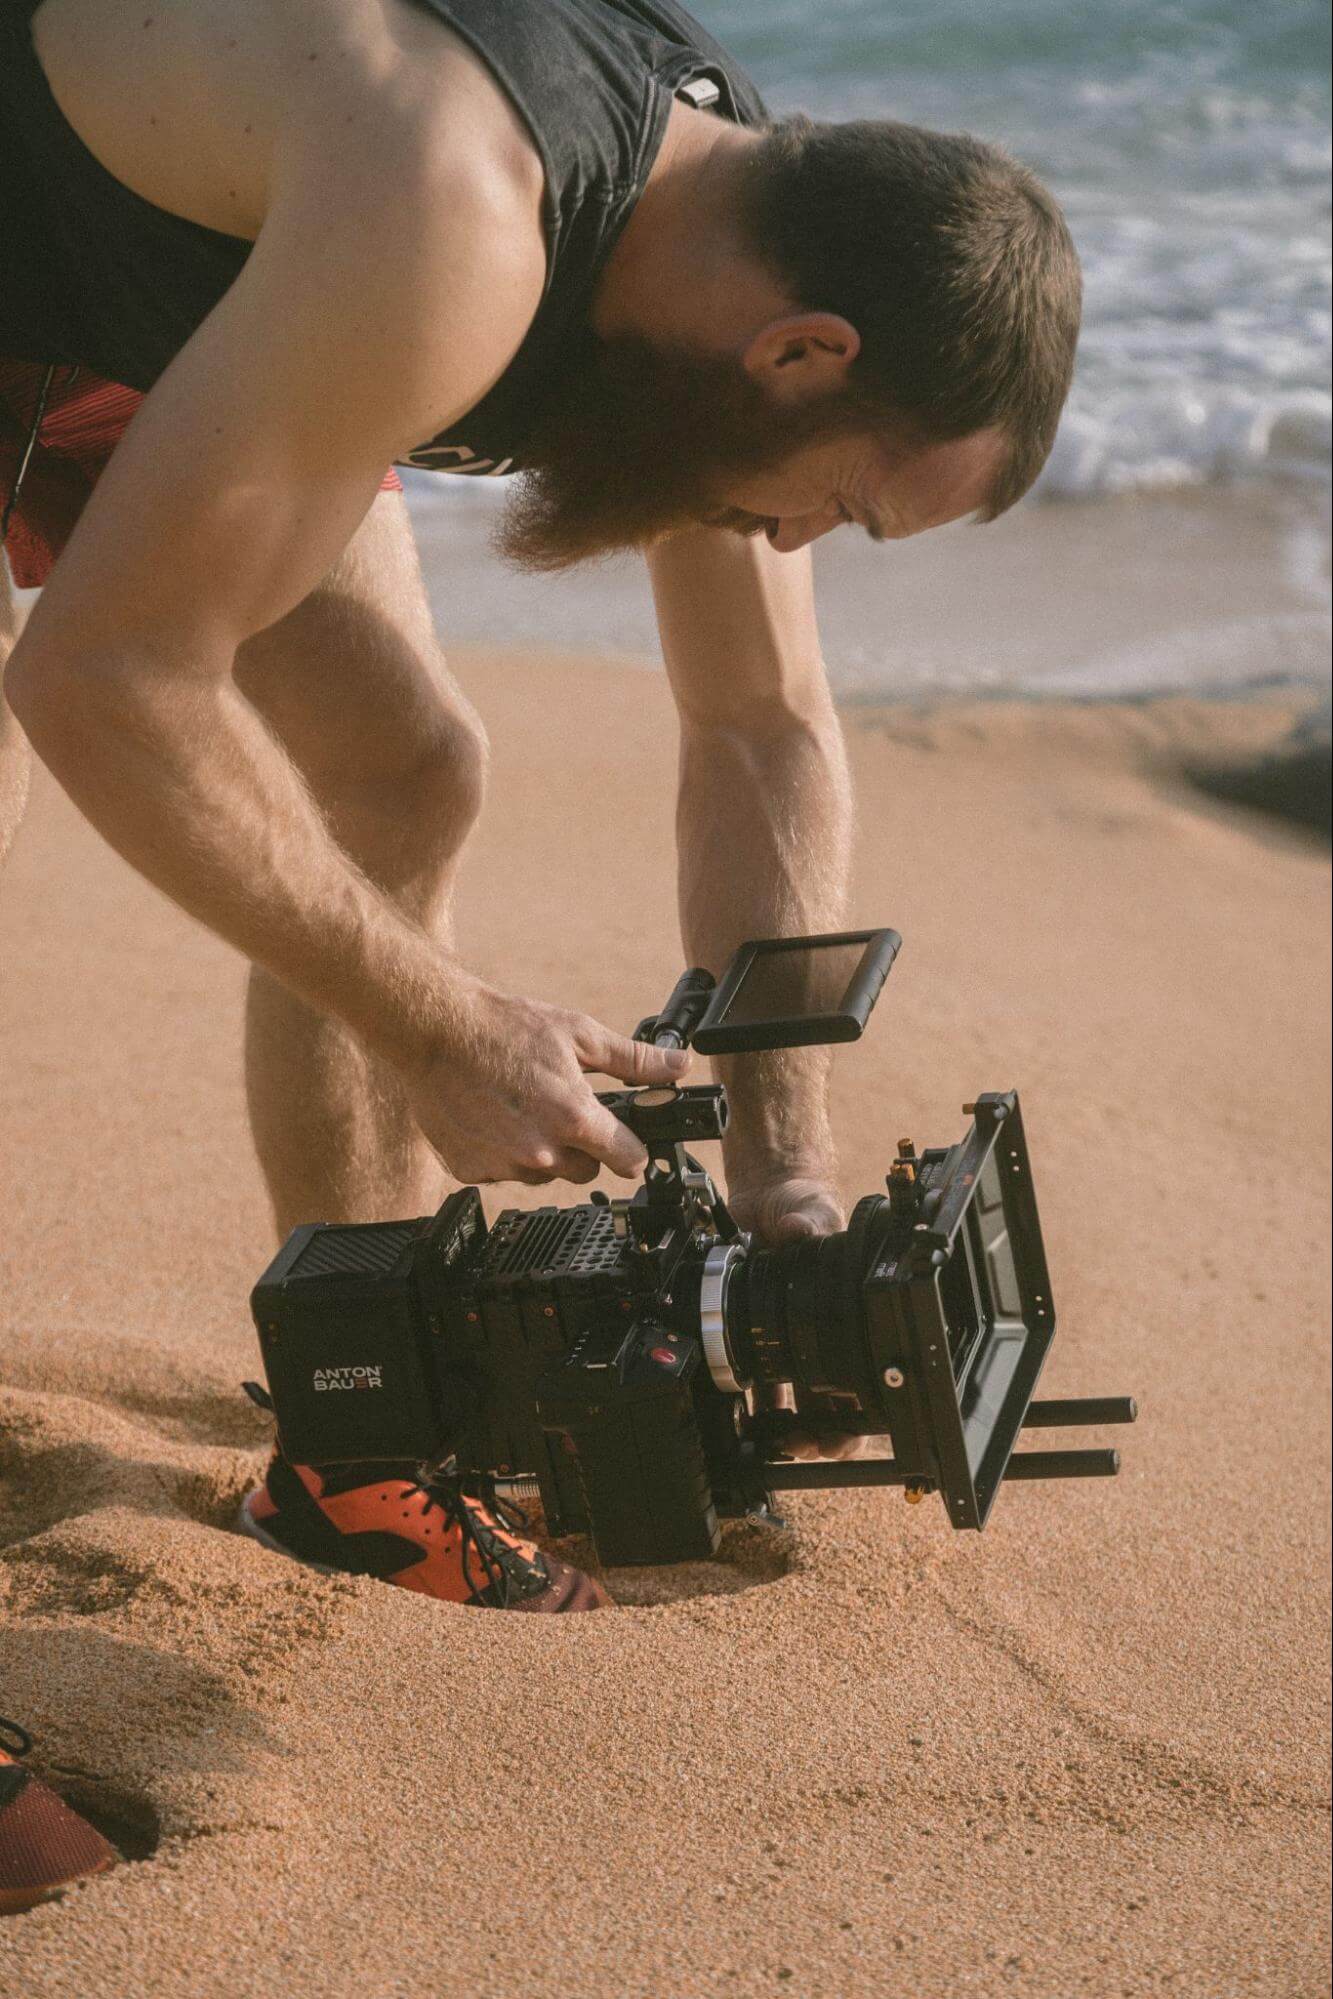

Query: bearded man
[[0, 0, 1081, 1614]]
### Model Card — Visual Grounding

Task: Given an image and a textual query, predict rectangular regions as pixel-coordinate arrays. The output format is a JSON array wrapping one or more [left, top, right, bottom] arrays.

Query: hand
[[728, 1170, 867, 1464], [401, 982, 690, 1186], [726, 1173, 845, 1245]]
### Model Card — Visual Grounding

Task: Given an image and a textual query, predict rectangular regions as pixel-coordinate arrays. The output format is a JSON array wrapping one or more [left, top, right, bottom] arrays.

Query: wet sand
[[402, 483, 1331, 707], [1, 652, 1329, 1998]]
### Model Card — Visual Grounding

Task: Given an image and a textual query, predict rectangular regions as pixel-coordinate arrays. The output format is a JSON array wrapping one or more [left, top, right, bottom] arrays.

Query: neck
[[592, 105, 786, 349]]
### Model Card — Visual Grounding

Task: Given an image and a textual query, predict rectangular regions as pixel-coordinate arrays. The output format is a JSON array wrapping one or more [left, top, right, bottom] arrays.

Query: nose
[[765, 505, 843, 555]]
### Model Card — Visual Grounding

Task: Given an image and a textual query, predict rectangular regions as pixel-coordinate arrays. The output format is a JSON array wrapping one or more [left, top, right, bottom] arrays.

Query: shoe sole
[[0, 1858, 115, 1915]]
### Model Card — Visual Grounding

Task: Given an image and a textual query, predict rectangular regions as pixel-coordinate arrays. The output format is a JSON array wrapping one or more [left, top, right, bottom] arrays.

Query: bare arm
[[6, 120, 680, 1182], [647, 527, 854, 1221]]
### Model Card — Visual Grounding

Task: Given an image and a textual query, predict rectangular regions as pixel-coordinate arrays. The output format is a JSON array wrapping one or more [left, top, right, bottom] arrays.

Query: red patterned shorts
[[0, 357, 402, 590]]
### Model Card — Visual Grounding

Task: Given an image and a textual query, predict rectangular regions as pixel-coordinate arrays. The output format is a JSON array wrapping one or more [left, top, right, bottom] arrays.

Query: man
[[0, 0, 1081, 1612]]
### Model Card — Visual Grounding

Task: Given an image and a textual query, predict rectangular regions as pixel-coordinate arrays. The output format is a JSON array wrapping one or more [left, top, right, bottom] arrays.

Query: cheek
[[722, 471, 827, 517], [724, 439, 850, 518]]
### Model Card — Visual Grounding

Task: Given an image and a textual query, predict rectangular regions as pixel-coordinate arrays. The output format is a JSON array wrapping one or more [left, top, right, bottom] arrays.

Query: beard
[[495, 333, 864, 573]]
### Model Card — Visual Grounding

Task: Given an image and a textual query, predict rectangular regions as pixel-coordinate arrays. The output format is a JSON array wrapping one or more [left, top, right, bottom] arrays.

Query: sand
[[402, 482, 1332, 707], [0, 648, 1329, 1998]]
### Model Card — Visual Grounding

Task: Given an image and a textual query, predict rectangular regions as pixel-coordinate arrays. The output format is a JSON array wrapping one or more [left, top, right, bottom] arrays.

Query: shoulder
[[283, 4, 548, 253], [262, 11, 549, 437]]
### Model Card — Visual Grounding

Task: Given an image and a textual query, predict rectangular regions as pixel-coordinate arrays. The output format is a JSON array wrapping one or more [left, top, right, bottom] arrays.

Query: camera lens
[[727, 1234, 847, 1389], [717, 1196, 893, 1409]]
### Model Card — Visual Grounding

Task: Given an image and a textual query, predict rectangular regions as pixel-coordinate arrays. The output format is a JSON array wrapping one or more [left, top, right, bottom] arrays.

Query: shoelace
[[0, 1717, 32, 1759], [400, 1470, 547, 1609]]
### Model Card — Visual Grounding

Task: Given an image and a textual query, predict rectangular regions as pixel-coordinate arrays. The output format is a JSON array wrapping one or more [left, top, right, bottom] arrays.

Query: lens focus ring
[[699, 1243, 746, 1393]]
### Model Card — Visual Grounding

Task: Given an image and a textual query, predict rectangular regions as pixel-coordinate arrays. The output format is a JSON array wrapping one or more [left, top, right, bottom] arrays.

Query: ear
[[741, 313, 861, 402]]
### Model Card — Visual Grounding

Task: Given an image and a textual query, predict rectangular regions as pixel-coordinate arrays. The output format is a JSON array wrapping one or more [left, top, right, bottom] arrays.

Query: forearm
[[6, 634, 462, 1064], [676, 694, 853, 1182]]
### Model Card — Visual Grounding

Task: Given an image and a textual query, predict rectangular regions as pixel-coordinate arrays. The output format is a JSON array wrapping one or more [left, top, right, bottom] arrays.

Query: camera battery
[[251, 1219, 449, 1464]]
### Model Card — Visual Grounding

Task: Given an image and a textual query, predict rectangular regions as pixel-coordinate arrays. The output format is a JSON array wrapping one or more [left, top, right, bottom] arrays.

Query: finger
[[508, 1150, 603, 1187], [821, 1434, 869, 1462], [764, 1199, 846, 1244], [568, 1098, 650, 1178], [767, 1213, 821, 1242], [572, 1020, 691, 1087]]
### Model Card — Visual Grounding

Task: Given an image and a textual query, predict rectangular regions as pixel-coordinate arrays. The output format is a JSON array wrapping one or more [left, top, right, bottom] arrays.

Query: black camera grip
[[634, 967, 717, 1048], [594, 1083, 728, 1150]]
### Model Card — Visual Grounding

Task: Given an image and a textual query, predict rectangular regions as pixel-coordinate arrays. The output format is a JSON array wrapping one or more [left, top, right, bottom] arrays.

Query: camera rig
[[250, 931, 1136, 1566]]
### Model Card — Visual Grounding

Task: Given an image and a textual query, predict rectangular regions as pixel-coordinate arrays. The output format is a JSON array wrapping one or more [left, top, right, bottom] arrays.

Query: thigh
[[0, 552, 21, 650], [235, 489, 484, 802], [0, 556, 33, 866], [0, 547, 16, 639], [238, 495, 489, 911], [234, 491, 487, 890]]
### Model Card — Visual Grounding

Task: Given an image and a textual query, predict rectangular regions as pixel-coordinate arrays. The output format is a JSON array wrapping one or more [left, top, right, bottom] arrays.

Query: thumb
[[575, 1020, 691, 1086], [767, 1210, 821, 1242]]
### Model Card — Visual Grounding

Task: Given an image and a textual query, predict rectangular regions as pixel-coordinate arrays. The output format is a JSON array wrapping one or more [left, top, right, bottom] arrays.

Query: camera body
[[250, 932, 1136, 1566], [253, 1172, 725, 1564]]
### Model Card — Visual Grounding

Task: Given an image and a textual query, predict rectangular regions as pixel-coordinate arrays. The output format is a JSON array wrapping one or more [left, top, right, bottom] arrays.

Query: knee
[[413, 700, 490, 858], [331, 699, 489, 909]]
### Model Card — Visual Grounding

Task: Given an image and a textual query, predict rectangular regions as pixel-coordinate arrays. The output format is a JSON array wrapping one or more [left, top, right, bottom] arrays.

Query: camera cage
[[249, 930, 1136, 1561]]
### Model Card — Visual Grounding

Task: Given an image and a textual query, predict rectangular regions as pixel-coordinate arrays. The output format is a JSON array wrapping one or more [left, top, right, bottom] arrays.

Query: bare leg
[[234, 493, 487, 1238], [0, 561, 32, 866]]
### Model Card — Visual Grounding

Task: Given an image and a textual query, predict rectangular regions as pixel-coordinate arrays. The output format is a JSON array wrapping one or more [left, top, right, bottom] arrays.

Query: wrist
[[712, 1044, 833, 1164], [346, 937, 484, 1076], [722, 1133, 839, 1195]]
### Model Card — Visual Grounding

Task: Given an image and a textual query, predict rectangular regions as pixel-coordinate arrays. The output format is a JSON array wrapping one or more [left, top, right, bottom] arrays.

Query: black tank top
[[0, 0, 766, 475]]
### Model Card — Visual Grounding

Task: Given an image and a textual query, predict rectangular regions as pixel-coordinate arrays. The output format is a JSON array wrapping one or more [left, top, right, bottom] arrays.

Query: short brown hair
[[743, 118, 1082, 517]]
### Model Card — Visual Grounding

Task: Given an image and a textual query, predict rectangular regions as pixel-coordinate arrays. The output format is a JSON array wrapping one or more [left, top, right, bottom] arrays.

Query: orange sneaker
[[239, 1456, 608, 1612], [0, 1719, 115, 1915]]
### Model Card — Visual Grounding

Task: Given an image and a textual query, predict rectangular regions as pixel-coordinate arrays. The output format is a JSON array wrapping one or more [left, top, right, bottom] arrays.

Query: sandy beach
[[0, 604, 1328, 1997]]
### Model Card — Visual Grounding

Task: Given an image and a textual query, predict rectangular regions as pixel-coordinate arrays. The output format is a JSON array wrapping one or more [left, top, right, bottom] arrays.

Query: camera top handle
[[633, 966, 717, 1050]]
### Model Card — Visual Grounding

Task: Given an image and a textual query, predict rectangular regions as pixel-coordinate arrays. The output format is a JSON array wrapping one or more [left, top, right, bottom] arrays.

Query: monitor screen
[[715, 937, 869, 1028], [692, 929, 900, 1053]]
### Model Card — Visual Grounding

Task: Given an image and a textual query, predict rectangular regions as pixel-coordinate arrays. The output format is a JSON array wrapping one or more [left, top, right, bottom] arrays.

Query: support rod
[[1024, 1396, 1137, 1429], [1003, 1448, 1121, 1480], [762, 1447, 1121, 1490], [764, 1459, 913, 1491]]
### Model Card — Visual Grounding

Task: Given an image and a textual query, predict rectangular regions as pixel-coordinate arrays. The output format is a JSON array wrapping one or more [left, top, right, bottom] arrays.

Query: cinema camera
[[250, 931, 1136, 1566]]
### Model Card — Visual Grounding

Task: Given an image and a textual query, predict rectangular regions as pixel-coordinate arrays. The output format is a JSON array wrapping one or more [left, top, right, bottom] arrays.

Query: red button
[[650, 1346, 677, 1367]]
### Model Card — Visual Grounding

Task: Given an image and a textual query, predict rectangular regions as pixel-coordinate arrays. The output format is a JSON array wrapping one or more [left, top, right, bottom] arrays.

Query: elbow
[[3, 633, 61, 738], [4, 633, 135, 767], [2, 634, 111, 766], [4, 626, 187, 754]]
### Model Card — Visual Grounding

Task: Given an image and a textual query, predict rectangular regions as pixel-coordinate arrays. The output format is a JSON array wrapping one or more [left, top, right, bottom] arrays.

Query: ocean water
[[708, 0, 1332, 499]]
